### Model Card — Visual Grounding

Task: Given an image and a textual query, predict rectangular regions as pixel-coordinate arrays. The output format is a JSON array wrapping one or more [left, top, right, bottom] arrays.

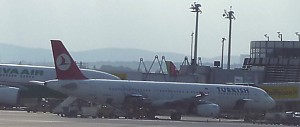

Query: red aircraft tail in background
[[165, 61, 178, 76], [51, 40, 87, 80]]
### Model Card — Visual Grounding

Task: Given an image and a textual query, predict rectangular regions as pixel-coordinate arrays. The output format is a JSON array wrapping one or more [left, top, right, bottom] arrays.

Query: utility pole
[[190, 32, 194, 63], [221, 38, 226, 69], [223, 6, 235, 70], [190, 2, 202, 68]]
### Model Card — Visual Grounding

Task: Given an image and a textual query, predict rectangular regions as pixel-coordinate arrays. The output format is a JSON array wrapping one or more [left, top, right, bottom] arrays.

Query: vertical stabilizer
[[165, 61, 178, 76], [51, 40, 87, 80]]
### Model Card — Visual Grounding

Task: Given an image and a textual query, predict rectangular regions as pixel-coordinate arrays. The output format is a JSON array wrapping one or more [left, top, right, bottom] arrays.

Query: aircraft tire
[[170, 113, 181, 121]]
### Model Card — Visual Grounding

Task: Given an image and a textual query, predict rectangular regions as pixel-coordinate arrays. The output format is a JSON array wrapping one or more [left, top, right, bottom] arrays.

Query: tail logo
[[56, 53, 71, 71]]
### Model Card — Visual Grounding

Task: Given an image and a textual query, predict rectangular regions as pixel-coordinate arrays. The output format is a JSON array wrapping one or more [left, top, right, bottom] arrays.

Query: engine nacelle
[[196, 103, 220, 117], [0, 87, 20, 106]]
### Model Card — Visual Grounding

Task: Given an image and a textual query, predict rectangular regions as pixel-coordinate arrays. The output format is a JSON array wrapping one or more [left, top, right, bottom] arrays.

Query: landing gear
[[170, 112, 182, 121], [123, 95, 155, 120], [125, 106, 155, 120], [145, 110, 156, 120], [244, 112, 265, 122]]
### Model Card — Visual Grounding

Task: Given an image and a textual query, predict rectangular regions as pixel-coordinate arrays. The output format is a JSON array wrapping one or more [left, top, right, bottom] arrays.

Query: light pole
[[277, 32, 283, 41], [223, 6, 235, 70], [190, 32, 194, 64], [296, 32, 300, 41], [190, 2, 202, 67], [264, 34, 269, 41], [221, 38, 226, 69]]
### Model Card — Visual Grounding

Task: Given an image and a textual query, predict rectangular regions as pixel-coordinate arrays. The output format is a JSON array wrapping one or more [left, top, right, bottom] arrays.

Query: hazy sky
[[0, 0, 299, 58]]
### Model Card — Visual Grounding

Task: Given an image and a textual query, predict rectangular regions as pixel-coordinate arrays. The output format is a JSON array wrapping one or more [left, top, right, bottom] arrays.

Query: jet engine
[[0, 87, 20, 106], [196, 103, 220, 117]]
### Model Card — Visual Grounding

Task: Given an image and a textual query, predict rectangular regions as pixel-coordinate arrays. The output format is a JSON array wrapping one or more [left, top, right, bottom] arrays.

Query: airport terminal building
[[244, 41, 300, 82], [243, 41, 300, 111]]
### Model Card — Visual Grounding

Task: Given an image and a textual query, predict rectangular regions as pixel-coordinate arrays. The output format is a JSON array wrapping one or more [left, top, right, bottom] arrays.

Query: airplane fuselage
[[0, 64, 119, 84], [45, 40, 276, 119], [46, 79, 275, 113], [0, 64, 120, 98]]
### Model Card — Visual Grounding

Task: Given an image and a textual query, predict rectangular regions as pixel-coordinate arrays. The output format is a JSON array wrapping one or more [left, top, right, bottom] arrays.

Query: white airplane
[[46, 40, 275, 120], [0, 63, 119, 106]]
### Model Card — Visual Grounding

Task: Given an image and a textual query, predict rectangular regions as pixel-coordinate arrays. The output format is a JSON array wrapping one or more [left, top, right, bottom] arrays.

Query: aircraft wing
[[0, 80, 44, 90], [163, 92, 209, 107], [0, 81, 66, 98], [0, 81, 30, 90]]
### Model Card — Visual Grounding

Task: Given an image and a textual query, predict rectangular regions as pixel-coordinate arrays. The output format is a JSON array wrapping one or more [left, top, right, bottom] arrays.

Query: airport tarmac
[[0, 110, 289, 127]]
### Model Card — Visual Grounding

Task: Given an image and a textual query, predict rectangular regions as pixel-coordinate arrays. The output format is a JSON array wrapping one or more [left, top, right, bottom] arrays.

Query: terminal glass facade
[[250, 41, 300, 58]]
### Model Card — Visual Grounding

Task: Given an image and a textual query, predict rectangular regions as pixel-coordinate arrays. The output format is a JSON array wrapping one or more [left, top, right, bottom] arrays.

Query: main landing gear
[[170, 112, 182, 121]]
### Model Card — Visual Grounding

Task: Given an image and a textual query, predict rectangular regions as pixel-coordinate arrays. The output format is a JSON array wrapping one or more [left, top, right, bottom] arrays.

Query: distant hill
[[74, 48, 187, 62], [0, 43, 244, 65], [0, 43, 52, 63]]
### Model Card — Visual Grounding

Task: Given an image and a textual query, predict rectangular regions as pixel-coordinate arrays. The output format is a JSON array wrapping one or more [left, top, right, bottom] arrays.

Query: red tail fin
[[165, 61, 177, 76], [51, 40, 87, 80]]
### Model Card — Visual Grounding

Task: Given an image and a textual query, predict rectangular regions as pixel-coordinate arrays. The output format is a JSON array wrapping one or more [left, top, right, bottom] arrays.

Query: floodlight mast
[[223, 6, 235, 70], [190, 2, 202, 68], [221, 38, 226, 69], [264, 34, 270, 41], [190, 32, 194, 63], [277, 31, 283, 41], [296, 32, 300, 41]]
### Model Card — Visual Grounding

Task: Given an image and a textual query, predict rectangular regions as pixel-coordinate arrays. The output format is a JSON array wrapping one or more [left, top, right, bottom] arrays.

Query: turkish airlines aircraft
[[46, 40, 275, 120], [0, 63, 119, 106]]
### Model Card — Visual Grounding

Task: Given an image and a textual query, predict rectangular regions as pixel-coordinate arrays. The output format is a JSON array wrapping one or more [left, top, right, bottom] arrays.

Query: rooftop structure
[[244, 41, 300, 82], [250, 41, 300, 58]]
